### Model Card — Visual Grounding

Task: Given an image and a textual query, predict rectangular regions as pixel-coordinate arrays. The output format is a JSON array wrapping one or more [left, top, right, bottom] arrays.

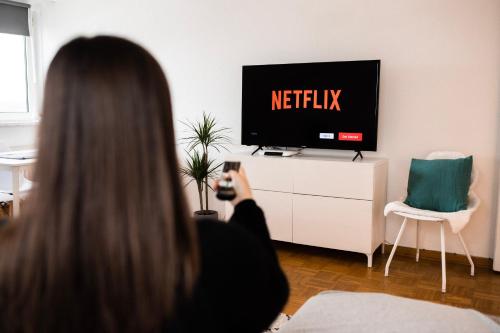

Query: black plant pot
[[194, 210, 218, 220]]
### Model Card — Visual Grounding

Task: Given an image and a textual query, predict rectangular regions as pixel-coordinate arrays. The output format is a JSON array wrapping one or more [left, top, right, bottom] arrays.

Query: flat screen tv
[[241, 60, 380, 152]]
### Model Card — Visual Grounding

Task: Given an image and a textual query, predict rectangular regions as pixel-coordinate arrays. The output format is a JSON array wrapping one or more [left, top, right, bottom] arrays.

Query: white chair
[[384, 151, 479, 293]]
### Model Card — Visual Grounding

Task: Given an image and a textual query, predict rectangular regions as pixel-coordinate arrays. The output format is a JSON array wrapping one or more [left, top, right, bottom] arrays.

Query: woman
[[0, 36, 288, 333]]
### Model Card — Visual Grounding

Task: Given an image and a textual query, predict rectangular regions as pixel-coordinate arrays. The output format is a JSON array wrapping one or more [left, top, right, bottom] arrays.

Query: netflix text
[[272, 89, 341, 111]]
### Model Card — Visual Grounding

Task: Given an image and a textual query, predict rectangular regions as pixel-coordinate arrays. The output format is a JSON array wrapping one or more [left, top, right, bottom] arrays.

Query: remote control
[[216, 161, 241, 201]]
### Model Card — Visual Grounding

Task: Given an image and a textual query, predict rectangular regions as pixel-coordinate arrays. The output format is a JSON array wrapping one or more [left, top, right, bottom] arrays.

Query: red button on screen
[[339, 132, 363, 141]]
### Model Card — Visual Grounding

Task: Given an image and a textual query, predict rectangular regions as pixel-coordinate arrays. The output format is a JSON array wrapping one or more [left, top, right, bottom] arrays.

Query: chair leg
[[385, 217, 408, 277], [416, 220, 420, 262], [440, 222, 446, 293], [457, 232, 475, 276]]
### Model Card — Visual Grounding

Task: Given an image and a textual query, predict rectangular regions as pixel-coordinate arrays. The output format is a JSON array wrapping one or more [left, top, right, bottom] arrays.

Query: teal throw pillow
[[404, 156, 472, 212]]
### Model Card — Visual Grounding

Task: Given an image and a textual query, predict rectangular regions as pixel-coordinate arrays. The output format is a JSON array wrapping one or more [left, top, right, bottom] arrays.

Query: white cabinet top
[[226, 152, 387, 166], [225, 152, 388, 200]]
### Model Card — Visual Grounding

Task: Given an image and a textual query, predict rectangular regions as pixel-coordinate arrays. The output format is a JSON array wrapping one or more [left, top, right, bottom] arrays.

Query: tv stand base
[[251, 146, 263, 156], [251, 146, 300, 157], [352, 151, 364, 162]]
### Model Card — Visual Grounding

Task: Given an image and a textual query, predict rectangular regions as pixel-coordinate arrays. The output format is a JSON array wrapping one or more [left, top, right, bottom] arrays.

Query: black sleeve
[[227, 199, 289, 331], [182, 201, 289, 333], [228, 199, 284, 276], [228, 199, 271, 241]]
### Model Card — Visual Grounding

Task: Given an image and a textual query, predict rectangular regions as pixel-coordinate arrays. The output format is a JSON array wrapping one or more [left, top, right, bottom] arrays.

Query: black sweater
[[168, 199, 289, 332], [0, 200, 289, 332]]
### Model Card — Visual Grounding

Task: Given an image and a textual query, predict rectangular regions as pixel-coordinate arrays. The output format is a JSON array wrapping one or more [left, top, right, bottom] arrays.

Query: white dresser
[[225, 153, 388, 267]]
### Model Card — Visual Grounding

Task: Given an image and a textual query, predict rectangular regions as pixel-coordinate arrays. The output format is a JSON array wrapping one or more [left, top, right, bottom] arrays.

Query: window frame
[[0, 8, 39, 125]]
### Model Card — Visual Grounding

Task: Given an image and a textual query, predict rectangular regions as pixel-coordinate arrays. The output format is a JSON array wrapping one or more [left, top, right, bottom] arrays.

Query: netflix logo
[[272, 89, 341, 111]]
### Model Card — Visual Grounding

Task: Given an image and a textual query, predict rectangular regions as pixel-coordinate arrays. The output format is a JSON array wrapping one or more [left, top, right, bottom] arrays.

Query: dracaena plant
[[180, 112, 230, 213]]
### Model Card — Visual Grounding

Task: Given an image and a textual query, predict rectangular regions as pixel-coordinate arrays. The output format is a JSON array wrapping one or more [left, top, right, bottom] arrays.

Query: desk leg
[[12, 167, 20, 217]]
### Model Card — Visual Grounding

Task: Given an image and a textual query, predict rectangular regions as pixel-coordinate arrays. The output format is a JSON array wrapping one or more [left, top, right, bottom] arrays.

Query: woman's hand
[[214, 167, 253, 206]]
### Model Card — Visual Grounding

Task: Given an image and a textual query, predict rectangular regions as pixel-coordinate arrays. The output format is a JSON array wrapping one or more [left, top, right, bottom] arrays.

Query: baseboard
[[385, 244, 493, 269]]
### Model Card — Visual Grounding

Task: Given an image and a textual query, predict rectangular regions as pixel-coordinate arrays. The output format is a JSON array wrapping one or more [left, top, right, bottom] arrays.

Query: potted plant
[[180, 112, 230, 219]]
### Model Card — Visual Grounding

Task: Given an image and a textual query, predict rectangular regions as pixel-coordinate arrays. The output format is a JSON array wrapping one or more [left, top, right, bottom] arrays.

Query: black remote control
[[216, 161, 241, 201]]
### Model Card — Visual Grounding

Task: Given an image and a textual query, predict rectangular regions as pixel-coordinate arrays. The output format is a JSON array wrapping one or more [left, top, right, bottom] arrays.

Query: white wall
[[31, 0, 500, 258]]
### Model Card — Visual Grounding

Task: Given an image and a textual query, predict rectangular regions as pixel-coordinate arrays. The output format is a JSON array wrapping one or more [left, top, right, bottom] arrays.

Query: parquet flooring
[[276, 241, 500, 316]]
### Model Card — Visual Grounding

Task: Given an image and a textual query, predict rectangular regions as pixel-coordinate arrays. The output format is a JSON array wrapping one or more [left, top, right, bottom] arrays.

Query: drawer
[[293, 159, 374, 200], [225, 154, 293, 192], [292, 194, 373, 253], [253, 190, 292, 242]]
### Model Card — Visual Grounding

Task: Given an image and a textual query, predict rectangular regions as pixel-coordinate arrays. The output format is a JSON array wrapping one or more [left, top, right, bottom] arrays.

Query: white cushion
[[280, 291, 500, 333]]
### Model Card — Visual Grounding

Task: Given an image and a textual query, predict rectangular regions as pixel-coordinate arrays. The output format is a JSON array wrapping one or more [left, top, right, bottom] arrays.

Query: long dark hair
[[0, 36, 199, 333]]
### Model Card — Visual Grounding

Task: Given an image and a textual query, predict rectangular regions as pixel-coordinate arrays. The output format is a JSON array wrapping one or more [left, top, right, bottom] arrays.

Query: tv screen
[[241, 60, 380, 151]]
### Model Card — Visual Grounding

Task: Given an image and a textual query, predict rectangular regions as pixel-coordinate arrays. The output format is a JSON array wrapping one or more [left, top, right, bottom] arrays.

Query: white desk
[[0, 156, 36, 217]]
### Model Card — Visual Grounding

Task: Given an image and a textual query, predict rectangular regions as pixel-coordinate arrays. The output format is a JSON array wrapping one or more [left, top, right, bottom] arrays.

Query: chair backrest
[[425, 151, 477, 190]]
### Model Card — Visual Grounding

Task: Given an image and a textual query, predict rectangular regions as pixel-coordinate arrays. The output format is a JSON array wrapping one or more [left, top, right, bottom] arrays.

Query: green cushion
[[404, 156, 473, 212]]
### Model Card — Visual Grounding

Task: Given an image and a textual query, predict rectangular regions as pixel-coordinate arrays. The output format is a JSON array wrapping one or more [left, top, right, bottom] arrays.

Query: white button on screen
[[319, 133, 334, 139]]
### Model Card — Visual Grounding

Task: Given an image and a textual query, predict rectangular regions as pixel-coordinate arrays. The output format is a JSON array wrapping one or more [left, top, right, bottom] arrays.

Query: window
[[0, 33, 28, 114], [0, 0, 36, 123]]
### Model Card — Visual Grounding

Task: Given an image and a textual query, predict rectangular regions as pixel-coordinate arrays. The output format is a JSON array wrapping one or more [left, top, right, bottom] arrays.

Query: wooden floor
[[276, 242, 500, 316]]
